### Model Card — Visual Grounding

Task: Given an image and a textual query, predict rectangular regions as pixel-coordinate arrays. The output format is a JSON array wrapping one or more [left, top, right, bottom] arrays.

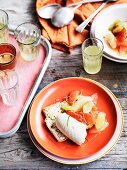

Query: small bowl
[[0, 43, 16, 70]]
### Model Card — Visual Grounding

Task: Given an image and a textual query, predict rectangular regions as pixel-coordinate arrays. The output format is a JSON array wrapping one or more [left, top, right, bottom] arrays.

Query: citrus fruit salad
[[104, 19, 127, 54], [43, 90, 109, 145], [61, 90, 109, 131]]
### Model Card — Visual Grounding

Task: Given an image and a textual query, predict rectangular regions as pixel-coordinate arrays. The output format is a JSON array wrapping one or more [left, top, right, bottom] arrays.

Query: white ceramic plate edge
[[90, 4, 127, 63]]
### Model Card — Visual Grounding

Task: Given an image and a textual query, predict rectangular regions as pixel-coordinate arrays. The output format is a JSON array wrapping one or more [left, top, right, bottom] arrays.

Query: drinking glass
[[0, 43, 16, 70], [14, 22, 41, 61], [0, 70, 18, 106], [82, 38, 104, 74], [0, 9, 9, 43]]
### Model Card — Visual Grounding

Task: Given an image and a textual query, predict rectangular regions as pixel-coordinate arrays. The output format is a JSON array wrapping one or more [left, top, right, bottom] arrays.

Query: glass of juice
[[0, 9, 9, 43], [14, 22, 41, 61], [82, 38, 104, 74]]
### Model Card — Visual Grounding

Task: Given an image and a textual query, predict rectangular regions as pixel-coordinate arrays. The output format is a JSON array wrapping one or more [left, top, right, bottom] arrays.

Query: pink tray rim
[[0, 32, 52, 138]]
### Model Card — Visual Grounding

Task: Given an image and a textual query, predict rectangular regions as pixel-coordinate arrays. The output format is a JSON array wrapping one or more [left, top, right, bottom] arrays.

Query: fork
[[76, 0, 118, 32]]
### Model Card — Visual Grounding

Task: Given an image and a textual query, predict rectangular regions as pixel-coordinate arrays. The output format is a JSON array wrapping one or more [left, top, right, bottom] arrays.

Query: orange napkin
[[36, 0, 127, 53]]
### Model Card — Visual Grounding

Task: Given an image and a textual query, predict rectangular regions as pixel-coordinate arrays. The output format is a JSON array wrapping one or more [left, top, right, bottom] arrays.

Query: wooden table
[[0, 0, 127, 169]]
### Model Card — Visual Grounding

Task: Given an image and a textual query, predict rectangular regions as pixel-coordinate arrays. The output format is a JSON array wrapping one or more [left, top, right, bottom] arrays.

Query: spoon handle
[[68, 0, 108, 7], [71, 0, 106, 12], [76, 0, 110, 32], [72, 4, 82, 11]]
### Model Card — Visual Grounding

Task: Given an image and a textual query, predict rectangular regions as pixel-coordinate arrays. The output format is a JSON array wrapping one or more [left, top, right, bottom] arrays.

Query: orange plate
[[29, 77, 117, 159]]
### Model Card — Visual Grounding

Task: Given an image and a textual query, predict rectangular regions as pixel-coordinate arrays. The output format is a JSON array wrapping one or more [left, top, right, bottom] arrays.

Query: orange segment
[[68, 90, 80, 105], [83, 101, 94, 114], [95, 112, 109, 131]]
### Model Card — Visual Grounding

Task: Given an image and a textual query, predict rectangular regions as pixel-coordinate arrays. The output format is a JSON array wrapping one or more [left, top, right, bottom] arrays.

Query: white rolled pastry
[[56, 113, 87, 145]]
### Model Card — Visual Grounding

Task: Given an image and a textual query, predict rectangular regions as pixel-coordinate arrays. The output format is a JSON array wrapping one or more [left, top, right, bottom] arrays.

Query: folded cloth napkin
[[36, 0, 127, 53]]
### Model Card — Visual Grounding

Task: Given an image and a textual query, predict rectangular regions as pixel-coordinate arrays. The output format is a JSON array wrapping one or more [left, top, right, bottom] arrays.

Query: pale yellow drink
[[0, 22, 9, 43], [18, 37, 39, 61], [0, 10, 9, 43], [14, 23, 41, 61], [0, 53, 14, 63], [82, 38, 104, 74]]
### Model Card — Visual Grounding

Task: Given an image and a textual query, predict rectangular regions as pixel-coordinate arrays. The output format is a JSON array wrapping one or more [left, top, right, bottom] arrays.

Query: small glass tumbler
[[0, 9, 9, 43], [14, 22, 41, 61], [0, 70, 18, 106], [0, 43, 16, 70], [82, 38, 104, 74]]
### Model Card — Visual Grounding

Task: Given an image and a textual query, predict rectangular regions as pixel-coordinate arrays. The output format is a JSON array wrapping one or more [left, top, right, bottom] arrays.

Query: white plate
[[90, 4, 127, 62], [90, 28, 127, 63], [27, 80, 123, 164], [103, 53, 127, 63]]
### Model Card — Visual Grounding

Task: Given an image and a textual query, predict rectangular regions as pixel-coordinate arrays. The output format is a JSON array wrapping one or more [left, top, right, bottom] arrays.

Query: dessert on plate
[[43, 90, 109, 145]]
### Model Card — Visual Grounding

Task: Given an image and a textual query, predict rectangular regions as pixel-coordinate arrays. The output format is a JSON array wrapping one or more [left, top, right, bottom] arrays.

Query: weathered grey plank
[[0, 0, 127, 169]]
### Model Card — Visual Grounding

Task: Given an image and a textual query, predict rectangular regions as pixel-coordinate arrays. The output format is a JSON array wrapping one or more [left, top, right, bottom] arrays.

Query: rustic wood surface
[[0, 0, 127, 169]]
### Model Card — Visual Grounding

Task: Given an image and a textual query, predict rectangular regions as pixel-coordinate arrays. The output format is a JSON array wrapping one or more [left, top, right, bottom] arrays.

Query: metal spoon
[[76, 0, 117, 32], [37, 4, 61, 19], [68, 0, 113, 6], [51, 4, 82, 27], [51, 0, 117, 28], [37, 0, 114, 20]]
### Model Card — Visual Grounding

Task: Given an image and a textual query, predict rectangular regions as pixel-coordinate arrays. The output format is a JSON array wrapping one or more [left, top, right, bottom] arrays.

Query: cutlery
[[68, 0, 117, 6], [37, 0, 116, 20], [76, 0, 117, 32], [51, 4, 81, 27], [37, 4, 61, 19]]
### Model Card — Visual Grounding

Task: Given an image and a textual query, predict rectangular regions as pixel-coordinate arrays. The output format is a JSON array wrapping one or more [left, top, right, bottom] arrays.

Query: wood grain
[[0, 0, 127, 169]]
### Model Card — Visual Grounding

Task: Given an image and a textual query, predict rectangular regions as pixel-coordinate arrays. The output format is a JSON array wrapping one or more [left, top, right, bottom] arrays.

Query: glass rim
[[0, 43, 16, 66], [14, 22, 41, 45], [0, 9, 9, 30], [82, 37, 104, 57], [0, 70, 18, 91]]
